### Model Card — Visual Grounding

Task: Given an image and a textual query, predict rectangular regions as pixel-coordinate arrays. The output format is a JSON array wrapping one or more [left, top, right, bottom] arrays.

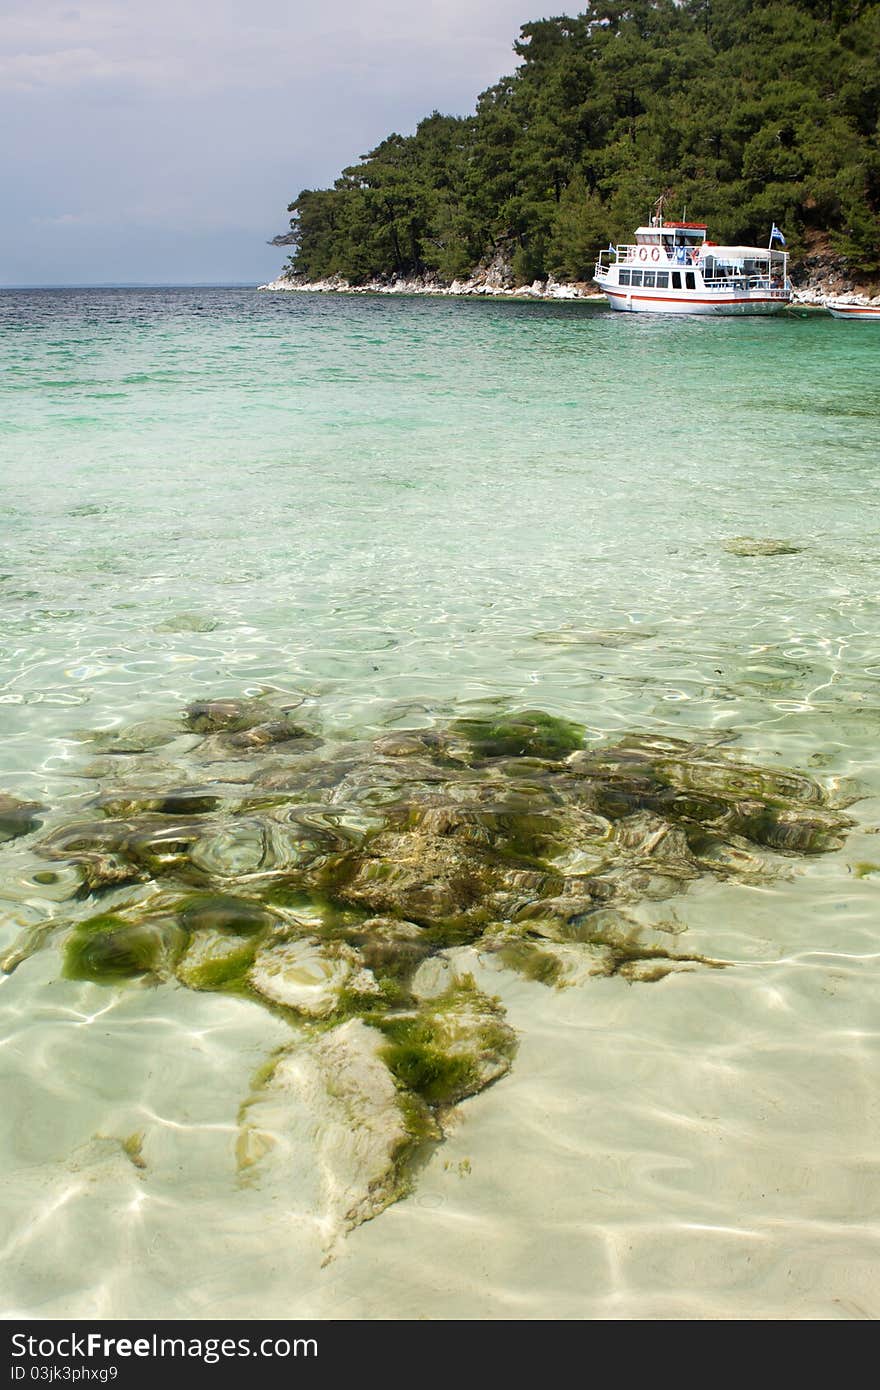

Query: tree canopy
[[279, 1, 880, 284]]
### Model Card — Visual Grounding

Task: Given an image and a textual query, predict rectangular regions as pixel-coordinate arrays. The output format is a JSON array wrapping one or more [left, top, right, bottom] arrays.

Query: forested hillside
[[277, 1, 880, 284]]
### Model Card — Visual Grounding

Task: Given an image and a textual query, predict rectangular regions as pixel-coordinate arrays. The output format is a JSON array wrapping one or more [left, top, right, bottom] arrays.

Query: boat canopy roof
[[701, 244, 784, 259], [635, 223, 706, 240]]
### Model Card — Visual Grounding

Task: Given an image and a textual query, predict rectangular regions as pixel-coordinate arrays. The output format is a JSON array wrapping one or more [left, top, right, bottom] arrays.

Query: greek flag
[[770, 223, 786, 245], [607, 243, 615, 254]]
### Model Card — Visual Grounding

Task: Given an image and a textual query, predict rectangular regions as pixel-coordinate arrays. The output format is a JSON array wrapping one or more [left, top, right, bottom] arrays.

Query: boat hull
[[602, 286, 790, 316], [827, 302, 880, 320]]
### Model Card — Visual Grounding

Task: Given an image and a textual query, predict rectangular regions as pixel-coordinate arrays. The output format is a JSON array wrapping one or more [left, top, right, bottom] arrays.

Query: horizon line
[[0, 282, 262, 290]]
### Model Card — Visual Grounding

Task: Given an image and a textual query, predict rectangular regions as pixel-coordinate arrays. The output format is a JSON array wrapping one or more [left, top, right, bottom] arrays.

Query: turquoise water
[[2, 288, 880, 1319], [2, 290, 879, 769]]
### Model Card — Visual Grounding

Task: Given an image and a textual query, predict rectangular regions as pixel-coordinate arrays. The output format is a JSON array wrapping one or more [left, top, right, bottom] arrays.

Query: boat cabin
[[701, 245, 786, 287], [635, 221, 708, 258]]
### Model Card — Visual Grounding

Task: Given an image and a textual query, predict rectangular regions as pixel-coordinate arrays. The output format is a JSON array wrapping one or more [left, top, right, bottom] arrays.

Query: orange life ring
[[651, 247, 660, 262], [638, 247, 647, 261]]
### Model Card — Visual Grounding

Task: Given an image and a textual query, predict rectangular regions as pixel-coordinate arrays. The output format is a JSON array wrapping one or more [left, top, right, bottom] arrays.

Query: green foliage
[[280, 1, 880, 283]]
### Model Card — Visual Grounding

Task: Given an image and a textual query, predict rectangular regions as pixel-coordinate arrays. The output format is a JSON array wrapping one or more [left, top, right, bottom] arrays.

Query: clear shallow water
[[1, 287, 880, 1319]]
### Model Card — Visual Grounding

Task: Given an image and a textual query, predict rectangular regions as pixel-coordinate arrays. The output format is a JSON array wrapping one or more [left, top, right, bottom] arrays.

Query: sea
[[1, 286, 879, 1319]]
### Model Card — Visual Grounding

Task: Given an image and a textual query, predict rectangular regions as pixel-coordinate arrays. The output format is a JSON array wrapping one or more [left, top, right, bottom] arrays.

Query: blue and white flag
[[770, 223, 786, 245], [607, 243, 615, 254]]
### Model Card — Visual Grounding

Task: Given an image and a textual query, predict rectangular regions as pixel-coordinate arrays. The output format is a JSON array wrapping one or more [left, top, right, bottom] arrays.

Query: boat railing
[[598, 243, 706, 268], [702, 274, 790, 295]]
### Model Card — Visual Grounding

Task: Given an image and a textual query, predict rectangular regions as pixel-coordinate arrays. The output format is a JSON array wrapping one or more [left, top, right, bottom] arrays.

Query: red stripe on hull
[[604, 289, 786, 306]]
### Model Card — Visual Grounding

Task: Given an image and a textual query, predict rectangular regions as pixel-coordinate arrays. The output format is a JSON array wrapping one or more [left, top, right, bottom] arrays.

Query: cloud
[[30, 211, 90, 225], [0, 0, 538, 282], [0, 0, 527, 95]]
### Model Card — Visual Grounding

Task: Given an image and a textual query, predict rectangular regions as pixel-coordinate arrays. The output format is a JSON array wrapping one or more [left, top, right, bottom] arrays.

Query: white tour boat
[[594, 211, 791, 315], [826, 300, 880, 320]]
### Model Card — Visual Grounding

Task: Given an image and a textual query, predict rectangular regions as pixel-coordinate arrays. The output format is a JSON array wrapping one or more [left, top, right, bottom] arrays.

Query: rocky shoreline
[[259, 244, 879, 306], [260, 272, 880, 307], [259, 270, 605, 301]]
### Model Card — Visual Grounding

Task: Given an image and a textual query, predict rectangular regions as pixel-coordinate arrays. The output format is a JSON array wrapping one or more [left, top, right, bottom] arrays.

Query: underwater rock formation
[[0, 793, 45, 844], [1, 694, 855, 1241], [239, 1017, 434, 1242], [722, 537, 804, 557]]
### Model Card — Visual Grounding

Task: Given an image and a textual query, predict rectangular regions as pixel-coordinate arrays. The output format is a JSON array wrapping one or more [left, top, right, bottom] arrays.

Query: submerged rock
[[79, 720, 182, 755], [65, 913, 186, 983], [378, 978, 516, 1106], [565, 737, 850, 856], [154, 613, 219, 634], [532, 626, 656, 648], [343, 916, 431, 975], [176, 928, 260, 991], [95, 787, 224, 818], [177, 893, 275, 936], [372, 731, 447, 758], [248, 937, 376, 1016], [239, 1018, 436, 1242], [722, 537, 803, 557], [341, 830, 499, 929], [26, 694, 857, 1237], [0, 793, 45, 843], [450, 709, 584, 762], [184, 698, 275, 734], [226, 720, 311, 750]]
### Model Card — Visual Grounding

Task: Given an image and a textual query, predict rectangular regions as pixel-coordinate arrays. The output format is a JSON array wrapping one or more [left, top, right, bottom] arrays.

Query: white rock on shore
[[259, 273, 878, 307], [793, 288, 880, 307], [258, 271, 604, 301]]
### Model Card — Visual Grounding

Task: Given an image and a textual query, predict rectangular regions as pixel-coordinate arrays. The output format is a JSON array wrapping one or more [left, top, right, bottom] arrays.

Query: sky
[[0, 1, 543, 285]]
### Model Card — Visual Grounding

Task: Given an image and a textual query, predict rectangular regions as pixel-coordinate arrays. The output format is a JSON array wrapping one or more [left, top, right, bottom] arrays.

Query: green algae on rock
[[237, 1018, 439, 1244], [449, 709, 585, 761], [16, 694, 857, 1238], [236, 978, 512, 1246], [377, 978, 516, 1106], [176, 928, 261, 992], [64, 912, 186, 983]]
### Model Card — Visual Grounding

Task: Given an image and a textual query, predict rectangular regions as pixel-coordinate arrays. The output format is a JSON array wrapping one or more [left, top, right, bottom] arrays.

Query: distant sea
[[1, 286, 879, 1319]]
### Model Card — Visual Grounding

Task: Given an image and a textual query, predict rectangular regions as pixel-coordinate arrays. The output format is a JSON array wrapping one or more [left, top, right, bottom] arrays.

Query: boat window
[[643, 270, 656, 288], [671, 271, 681, 289], [655, 271, 669, 289], [685, 272, 695, 290], [618, 269, 631, 285], [630, 270, 643, 286]]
